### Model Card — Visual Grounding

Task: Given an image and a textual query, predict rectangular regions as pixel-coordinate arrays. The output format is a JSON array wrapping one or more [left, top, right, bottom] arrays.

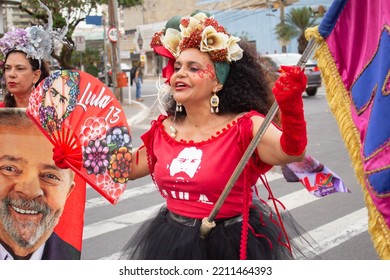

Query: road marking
[[85, 171, 286, 210], [255, 171, 320, 210], [83, 171, 318, 241], [275, 188, 320, 209], [85, 183, 157, 209], [83, 203, 164, 240], [295, 208, 368, 259], [97, 207, 369, 260], [82, 170, 369, 260]]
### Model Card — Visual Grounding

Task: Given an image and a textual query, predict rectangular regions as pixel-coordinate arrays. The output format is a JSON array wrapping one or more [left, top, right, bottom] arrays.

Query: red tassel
[[53, 146, 70, 169], [239, 170, 250, 260], [259, 175, 293, 255]]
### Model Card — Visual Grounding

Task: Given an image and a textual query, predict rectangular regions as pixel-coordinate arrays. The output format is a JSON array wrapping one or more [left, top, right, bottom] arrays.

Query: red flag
[[306, 0, 390, 259]]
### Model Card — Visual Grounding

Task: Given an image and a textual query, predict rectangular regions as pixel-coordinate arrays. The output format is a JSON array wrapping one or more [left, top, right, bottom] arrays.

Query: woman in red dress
[[121, 11, 314, 260]]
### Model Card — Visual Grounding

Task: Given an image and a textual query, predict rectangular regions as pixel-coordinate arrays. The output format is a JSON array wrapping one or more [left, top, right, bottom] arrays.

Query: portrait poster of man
[[0, 108, 85, 260], [0, 70, 132, 260]]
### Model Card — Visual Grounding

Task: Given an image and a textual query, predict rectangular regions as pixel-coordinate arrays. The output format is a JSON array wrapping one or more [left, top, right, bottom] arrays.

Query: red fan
[[27, 70, 132, 204]]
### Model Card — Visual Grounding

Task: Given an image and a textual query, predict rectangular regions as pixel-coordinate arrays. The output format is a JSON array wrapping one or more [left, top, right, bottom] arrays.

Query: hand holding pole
[[199, 39, 317, 239]]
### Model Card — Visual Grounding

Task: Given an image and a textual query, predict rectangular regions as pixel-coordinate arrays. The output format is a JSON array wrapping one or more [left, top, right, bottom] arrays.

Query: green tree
[[19, 0, 141, 69], [274, 7, 318, 54], [71, 47, 101, 76], [274, 22, 298, 53]]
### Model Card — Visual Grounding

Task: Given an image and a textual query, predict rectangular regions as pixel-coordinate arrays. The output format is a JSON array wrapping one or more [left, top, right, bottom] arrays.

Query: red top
[[141, 111, 273, 219], [0, 101, 5, 108]]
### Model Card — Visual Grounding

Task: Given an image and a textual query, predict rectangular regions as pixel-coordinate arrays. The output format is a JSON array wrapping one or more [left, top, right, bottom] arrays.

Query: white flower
[[150, 12, 244, 65], [192, 12, 209, 22], [162, 28, 182, 58], [200, 25, 228, 52], [226, 36, 243, 62], [180, 16, 202, 38]]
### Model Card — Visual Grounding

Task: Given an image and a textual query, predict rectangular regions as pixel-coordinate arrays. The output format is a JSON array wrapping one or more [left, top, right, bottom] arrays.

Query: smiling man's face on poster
[[0, 109, 76, 260]]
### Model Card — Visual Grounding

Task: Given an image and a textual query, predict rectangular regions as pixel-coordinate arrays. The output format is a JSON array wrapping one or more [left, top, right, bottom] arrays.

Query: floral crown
[[150, 11, 243, 84], [0, 1, 68, 71]]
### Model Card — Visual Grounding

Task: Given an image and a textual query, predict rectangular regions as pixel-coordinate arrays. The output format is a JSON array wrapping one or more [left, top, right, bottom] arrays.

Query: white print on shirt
[[198, 194, 212, 204], [161, 189, 212, 204], [160, 147, 212, 204], [169, 147, 202, 178]]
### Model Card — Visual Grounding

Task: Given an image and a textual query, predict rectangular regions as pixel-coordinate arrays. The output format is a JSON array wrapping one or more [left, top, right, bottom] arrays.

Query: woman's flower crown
[[150, 11, 243, 63], [150, 11, 243, 85], [0, 1, 68, 72]]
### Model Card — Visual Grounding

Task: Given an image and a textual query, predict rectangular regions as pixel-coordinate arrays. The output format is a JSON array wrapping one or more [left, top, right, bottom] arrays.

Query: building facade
[[118, 0, 332, 78], [1, 0, 334, 78]]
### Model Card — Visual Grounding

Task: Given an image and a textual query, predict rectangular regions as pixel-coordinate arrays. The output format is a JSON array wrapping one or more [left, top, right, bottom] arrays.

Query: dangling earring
[[210, 89, 219, 113], [169, 111, 177, 138], [176, 102, 183, 112], [169, 123, 177, 138]]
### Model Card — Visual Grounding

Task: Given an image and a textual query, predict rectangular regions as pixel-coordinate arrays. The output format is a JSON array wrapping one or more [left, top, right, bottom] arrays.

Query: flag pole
[[199, 39, 317, 239]]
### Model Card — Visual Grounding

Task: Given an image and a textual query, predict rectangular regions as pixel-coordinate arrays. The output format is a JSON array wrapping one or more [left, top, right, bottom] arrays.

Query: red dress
[[122, 111, 313, 260], [142, 110, 272, 219]]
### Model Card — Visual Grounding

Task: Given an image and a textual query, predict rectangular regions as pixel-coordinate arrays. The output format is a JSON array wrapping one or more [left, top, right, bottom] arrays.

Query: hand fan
[[27, 69, 132, 204]]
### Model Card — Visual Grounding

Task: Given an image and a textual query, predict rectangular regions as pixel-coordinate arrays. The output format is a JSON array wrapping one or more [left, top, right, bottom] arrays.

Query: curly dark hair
[[165, 40, 278, 122], [3, 50, 50, 107]]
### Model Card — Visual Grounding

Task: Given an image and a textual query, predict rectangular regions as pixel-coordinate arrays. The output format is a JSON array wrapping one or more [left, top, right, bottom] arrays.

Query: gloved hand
[[272, 65, 308, 156], [272, 65, 307, 103]]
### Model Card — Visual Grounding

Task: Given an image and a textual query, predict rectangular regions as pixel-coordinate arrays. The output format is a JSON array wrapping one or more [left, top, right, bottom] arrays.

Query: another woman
[[0, 0, 68, 108], [0, 50, 50, 108], [120, 11, 314, 260]]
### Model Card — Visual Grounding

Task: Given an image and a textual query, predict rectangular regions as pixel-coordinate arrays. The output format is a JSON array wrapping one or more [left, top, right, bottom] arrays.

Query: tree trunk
[[298, 34, 308, 54], [57, 46, 76, 70]]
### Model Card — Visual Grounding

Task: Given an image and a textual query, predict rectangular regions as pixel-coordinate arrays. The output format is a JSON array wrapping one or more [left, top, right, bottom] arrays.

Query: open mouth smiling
[[11, 205, 39, 215]]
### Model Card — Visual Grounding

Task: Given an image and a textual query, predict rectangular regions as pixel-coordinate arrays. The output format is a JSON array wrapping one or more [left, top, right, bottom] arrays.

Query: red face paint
[[197, 63, 216, 80]]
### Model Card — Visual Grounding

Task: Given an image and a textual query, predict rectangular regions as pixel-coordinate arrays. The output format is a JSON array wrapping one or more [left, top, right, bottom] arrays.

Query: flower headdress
[[150, 11, 243, 85], [0, 1, 69, 71]]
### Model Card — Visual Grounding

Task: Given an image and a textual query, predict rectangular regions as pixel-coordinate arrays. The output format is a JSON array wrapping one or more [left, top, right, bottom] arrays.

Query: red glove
[[272, 65, 308, 156]]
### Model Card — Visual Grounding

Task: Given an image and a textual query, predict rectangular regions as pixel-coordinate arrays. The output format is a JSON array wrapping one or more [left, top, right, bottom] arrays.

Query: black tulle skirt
[[120, 201, 317, 260]]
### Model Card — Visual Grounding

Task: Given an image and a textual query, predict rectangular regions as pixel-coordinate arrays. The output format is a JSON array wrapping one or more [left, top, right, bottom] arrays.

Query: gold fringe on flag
[[305, 26, 390, 260]]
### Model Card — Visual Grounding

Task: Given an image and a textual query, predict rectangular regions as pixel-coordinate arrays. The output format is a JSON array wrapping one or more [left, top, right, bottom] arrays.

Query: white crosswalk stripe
[[82, 170, 371, 260], [83, 203, 164, 239], [302, 208, 368, 255], [85, 183, 157, 210]]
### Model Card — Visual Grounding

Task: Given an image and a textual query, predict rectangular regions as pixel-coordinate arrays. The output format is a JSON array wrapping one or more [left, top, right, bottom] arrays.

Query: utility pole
[[102, 13, 109, 86], [279, 0, 287, 53], [108, 0, 122, 102]]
